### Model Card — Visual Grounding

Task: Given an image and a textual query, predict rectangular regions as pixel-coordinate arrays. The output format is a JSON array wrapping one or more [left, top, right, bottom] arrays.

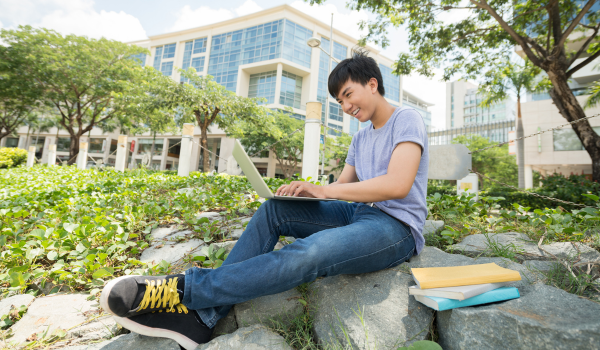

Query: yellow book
[[411, 263, 521, 289]]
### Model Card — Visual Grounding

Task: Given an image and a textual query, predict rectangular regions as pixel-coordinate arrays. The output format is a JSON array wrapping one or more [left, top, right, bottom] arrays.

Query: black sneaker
[[113, 309, 213, 349], [100, 274, 186, 317]]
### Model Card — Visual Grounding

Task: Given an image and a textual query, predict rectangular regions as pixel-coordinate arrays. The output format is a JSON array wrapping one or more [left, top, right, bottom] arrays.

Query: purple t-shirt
[[345, 106, 429, 255]]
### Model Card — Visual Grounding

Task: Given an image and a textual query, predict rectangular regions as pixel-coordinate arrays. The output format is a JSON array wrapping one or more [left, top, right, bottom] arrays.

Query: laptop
[[232, 139, 337, 201]]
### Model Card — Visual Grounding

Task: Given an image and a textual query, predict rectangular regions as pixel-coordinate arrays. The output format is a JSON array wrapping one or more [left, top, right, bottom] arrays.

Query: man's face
[[335, 78, 378, 123]]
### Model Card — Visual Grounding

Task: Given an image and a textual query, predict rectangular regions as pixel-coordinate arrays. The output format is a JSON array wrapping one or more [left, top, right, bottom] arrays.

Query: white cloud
[[0, 0, 147, 42], [290, 1, 368, 43], [170, 1, 263, 33], [235, 0, 262, 17]]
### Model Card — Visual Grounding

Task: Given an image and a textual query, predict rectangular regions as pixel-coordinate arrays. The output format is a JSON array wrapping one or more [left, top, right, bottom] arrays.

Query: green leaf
[[63, 223, 79, 233], [47, 251, 58, 261], [92, 268, 113, 279], [397, 340, 443, 350], [29, 229, 46, 240], [582, 193, 599, 202], [9, 272, 25, 288]]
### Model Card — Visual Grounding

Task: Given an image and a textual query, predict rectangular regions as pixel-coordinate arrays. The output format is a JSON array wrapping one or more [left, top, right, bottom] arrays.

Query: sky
[[0, 0, 449, 129]]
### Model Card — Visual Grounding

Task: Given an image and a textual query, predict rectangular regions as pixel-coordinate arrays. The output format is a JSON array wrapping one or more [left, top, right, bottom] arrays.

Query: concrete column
[[267, 149, 277, 178], [115, 136, 128, 172], [102, 137, 111, 164], [47, 144, 57, 166], [274, 63, 283, 106], [217, 137, 235, 174], [302, 101, 322, 181], [160, 137, 168, 170], [77, 142, 88, 170], [524, 165, 533, 189], [190, 136, 200, 172], [178, 123, 194, 177], [26, 146, 36, 167]]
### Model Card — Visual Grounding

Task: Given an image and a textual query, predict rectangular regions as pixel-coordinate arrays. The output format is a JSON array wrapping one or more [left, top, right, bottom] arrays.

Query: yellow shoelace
[[138, 277, 188, 314]]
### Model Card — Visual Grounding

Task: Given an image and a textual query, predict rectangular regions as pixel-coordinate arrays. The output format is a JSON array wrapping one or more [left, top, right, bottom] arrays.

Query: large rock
[[197, 324, 292, 350], [149, 225, 183, 240], [437, 283, 600, 350], [0, 294, 35, 317], [212, 308, 238, 339], [449, 232, 600, 262], [234, 289, 303, 328], [197, 212, 222, 220], [423, 220, 444, 236], [140, 238, 205, 265], [62, 332, 181, 350], [310, 268, 434, 349], [522, 260, 561, 272], [4, 294, 117, 347], [407, 247, 542, 287]]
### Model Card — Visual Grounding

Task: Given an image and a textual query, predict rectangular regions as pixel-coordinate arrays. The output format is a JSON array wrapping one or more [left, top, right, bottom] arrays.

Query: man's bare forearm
[[324, 174, 405, 202]]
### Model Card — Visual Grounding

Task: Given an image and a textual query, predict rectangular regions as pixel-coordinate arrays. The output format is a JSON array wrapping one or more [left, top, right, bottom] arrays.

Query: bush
[[0, 147, 28, 168], [483, 173, 600, 210]]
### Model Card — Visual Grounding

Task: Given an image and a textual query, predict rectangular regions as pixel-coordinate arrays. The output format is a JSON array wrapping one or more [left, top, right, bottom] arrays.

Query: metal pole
[[321, 13, 334, 178]]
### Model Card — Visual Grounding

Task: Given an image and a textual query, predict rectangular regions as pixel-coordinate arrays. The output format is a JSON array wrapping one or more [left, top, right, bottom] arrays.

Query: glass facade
[[553, 127, 600, 151], [280, 70, 302, 109], [131, 53, 147, 66], [193, 38, 207, 54], [350, 118, 359, 135], [138, 138, 164, 156], [329, 103, 343, 122], [162, 43, 176, 59], [208, 20, 311, 92], [317, 38, 347, 122], [181, 40, 206, 83], [57, 137, 71, 152], [154, 44, 177, 76], [379, 63, 400, 102], [153, 47, 163, 70], [328, 123, 342, 136], [89, 138, 105, 153], [248, 71, 277, 104], [161, 61, 174, 76]]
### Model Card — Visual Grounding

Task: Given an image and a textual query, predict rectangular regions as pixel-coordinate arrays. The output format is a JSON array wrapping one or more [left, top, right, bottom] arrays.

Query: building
[[1, 4, 425, 177], [402, 90, 433, 131]]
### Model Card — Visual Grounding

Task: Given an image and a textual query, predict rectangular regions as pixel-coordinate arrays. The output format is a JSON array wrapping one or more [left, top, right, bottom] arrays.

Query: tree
[[323, 132, 352, 173], [478, 58, 541, 188], [175, 68, 266, 172], [0, 45, 43, 142], [316, 0, 600, 180], [231, 109, 305, 179], [452, 134, 518, 190], [0, 26, 149, 164]]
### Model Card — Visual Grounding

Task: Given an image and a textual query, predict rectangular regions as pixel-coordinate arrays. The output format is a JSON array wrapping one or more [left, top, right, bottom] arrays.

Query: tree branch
[[469, 0, 543, 65], [557, 0, 596, 48], [566, 22, 600, 68], [567, 49, 600, 78]]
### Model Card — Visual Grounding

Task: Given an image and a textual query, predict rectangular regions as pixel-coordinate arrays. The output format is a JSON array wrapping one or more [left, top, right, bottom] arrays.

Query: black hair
[[328, 48, 385, 99]]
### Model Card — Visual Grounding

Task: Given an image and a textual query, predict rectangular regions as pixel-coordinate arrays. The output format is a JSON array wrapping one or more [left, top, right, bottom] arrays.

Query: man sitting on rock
[[99, 49, 429, 349]]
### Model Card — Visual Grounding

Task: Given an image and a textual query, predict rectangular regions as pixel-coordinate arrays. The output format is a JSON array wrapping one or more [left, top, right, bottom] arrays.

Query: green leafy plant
[[0, 148, 27, 168]]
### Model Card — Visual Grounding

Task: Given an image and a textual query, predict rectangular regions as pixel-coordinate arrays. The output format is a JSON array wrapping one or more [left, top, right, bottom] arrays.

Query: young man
[[100, 51, 429, 349]]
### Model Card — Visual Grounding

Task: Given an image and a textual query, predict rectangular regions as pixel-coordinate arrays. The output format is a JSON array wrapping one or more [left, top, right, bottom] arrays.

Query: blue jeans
[[182, 199, 416, 328]]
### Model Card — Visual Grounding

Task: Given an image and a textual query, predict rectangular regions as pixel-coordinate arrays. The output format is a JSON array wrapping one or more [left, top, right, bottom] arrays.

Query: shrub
[[0, 147, 28, 168]]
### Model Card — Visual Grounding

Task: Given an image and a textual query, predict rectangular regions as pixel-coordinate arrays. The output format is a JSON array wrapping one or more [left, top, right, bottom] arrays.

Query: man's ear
[[369, 77, 378, 94]]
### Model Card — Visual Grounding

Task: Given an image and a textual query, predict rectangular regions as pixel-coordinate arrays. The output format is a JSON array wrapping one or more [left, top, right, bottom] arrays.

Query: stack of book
[[410, 263, 522, 311]]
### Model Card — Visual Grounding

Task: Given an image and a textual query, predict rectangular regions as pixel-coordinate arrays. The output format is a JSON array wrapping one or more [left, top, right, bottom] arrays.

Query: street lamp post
[[306, 14, 339, 181]]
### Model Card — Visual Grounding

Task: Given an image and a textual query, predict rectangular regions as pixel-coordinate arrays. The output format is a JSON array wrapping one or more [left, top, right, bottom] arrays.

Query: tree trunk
[[150, 131, 156, 157], [25, 125, 31, 149], [68, 134, 80, 165], [547, 69, 600, 182], [201, 126, 209, 173], [516, 96, 525, 188]]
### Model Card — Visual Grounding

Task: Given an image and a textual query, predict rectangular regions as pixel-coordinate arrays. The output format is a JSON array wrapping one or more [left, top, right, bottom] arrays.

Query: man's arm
[[324, 142, 421, 202]]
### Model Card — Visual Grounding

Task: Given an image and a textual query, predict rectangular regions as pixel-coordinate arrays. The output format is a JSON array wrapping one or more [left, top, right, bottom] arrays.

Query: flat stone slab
[[4, 294, 117, 347], [310, 268, 434, 349], [423, 220, 444, 236], [522, 260, 561, 272], [448, 232, 600, 262], [149, 225, 183, 240], [140, 238, 205, 265], [235, 288, 303, 328], [437, 283, 600, 350], [407, 247, 542, 287], [197, 212, 222, 220], [198, 324, 292, 350], [63, 332, 181, 350], [0, 294, 35, 317]]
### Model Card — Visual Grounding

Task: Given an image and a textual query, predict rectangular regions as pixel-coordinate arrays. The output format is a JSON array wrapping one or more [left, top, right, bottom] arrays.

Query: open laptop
[[232, 139, 337, 201]]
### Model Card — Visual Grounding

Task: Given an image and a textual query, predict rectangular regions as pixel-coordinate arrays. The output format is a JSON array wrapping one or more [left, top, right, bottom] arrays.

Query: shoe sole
[[100, 275, 138, 316], [113, 314, 199, 350]]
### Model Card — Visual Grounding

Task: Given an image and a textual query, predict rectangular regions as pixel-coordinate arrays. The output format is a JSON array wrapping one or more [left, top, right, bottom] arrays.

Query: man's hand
[[275, 181, 328, 199]]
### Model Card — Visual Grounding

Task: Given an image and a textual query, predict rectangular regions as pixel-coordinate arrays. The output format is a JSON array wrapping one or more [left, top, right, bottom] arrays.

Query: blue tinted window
[[280, 71, 302, 109], [272, 108, 305, 121], [282, 20, 312, 68], [208, 19, 311, 92], [191, 57, 205, 72], [163, 43, 177, 59], [328, 123, 342, 136], [193, 38, 207, 54], [248, 71, 277, 104], [329, 103, 343, 122], [379, 64, 400, 102], [153, 47, 163, 70], [130, 53, 146, 66], [160, 61, 174, 76], [317, 38, 347, 122]]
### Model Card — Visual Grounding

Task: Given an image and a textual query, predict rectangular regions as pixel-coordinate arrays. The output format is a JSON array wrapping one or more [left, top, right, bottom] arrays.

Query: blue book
[[413, 287, 520, 311]]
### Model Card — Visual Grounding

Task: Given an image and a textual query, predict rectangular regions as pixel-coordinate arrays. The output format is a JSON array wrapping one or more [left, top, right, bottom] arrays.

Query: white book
[[409, 281, 513, 301]]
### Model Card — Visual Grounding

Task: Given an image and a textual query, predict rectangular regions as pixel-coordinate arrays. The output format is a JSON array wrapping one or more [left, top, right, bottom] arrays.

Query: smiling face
[[335, 77, 380, 123]]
